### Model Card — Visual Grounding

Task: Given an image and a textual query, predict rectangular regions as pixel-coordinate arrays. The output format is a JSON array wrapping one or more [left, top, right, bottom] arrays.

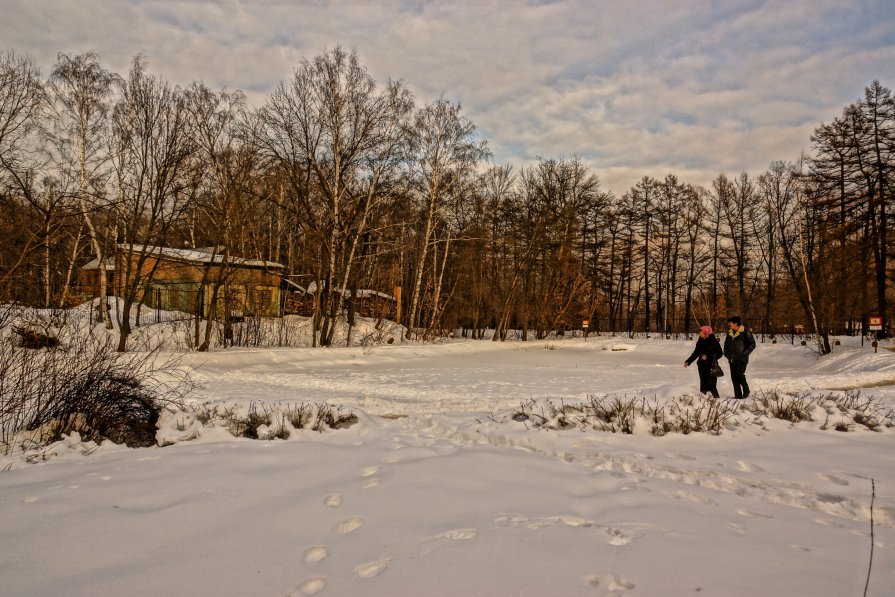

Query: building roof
[[118, 244, 284, 270], [81, 257, 116, 271], [282, 278, 307, 293], [304, 281, 395, 300]]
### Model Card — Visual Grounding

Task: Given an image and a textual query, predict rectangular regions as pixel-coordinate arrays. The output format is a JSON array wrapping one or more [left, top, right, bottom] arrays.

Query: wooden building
[[78, 257, 116, 299], [114, 245, 284, 318], [81, 245, 398, 321]]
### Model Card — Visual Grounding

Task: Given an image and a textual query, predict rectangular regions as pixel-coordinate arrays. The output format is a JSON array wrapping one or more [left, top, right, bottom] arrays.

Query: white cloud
[[2, 0, 893, 195]]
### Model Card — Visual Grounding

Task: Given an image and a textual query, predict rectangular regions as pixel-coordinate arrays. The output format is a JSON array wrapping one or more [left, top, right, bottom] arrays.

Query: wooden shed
[[114, 245, 285, 318]]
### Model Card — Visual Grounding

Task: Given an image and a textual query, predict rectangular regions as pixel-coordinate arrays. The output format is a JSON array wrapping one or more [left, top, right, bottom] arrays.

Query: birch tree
[[47, 52, 120, 327], [257, 47, 413, 346], [405, 98, 488, 338]]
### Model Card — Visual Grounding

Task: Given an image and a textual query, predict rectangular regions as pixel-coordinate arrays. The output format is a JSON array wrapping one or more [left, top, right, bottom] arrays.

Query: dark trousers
[[697, 364, 720, 398], [729, 361, 749, 399]]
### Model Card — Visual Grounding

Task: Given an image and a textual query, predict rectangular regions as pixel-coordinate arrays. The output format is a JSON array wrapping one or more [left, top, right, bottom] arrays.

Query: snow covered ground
[[2, 334, 894, 596]]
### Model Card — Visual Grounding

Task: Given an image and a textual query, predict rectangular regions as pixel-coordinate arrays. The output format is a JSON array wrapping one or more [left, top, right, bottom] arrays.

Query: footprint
[[671, 491, 717, 505], [791, 545, 811, 552], [736, 509, 773, 519], [23, 496, 40, 503], [382, 456, 401, 464], [606, 528, 632, 546], [815, 518, 845, 528], [360, 466, 380, 477], [355, 558, 390, 578], [817, 474, 850, 486], [291, 577, 326, 596], [334, 517, 365, 534], [303, 546, 328, 564], [559, 516, 592, 528], [99, 475, 112, 481], [665, 452, 696, 461], [324, 494, 343, 508], [728, 523, 747, 535], [607, 574, 635, 591], [737, 461, 765, 473], [361, 479, 382, 489], [439, 528, 478, 540], [585, 575, 600, 588]]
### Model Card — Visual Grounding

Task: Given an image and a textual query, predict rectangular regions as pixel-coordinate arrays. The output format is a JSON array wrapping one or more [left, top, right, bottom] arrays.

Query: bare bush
[[657, 395, 741, 435], [747, 389, 819, 422], [239, 403, 272, 439], [176, 401, 358, 441], [283, 403, 314, 429], [743, 389, 894, 431], [822, 390, 893, 431], [502, 388, 893, 437], [582, 396, 639, 433], [12, 326, 61, 349], [1, 315, 194, 453], [508, 394, 740, 436], [312, 403, 358, 431]]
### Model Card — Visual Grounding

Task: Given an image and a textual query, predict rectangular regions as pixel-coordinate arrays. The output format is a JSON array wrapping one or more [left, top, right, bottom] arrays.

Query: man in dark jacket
[[723, 316, 756, 399], [684, 325, 723, 397]]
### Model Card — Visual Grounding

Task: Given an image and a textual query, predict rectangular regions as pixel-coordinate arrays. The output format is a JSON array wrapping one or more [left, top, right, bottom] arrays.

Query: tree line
[[0, 48, 891, 351]]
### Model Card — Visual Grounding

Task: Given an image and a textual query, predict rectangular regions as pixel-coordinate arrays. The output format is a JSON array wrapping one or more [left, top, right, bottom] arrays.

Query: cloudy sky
[[3, 0, 894, 195]]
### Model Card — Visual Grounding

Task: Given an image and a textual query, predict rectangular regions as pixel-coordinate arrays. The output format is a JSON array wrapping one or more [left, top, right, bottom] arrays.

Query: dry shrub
[[1, 313, 193, 452], [505, 388, 894, 436], [747, 389, 819, 423], [182, 401, 357, 440], [509, 394, 739, 436]]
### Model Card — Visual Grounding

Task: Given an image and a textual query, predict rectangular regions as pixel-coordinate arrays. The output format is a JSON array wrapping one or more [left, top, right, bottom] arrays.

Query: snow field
[[1, 335, 893, 596]]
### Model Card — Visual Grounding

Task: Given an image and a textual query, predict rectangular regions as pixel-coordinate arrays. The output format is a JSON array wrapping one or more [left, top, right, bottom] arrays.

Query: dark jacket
[[686, 334, 723, 367], [724, 326, 756, 363]]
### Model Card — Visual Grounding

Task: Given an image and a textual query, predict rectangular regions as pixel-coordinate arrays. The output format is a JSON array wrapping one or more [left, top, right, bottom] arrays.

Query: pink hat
[[700, 326, 713, 335]]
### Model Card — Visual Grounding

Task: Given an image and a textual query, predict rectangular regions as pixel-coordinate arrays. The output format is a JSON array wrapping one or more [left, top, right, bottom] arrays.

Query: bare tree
[[47, 52, 120, 327], [405, 98, 488, 338], [112, 57, 199, 351], [0, 52, 45, 300], [183, 83, 258, 351], [627, 177, 658, 334], [257, 47, 413, 346], [770, 165, 831, 353], [680, 184, 710, 335], [0, 51, 43, 180], [757, 161, 799, 335]]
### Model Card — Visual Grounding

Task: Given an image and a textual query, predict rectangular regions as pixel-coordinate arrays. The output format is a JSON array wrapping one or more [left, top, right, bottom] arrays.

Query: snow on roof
[[81, 258, 116, 270], [282, 278, 307, 293], [354, 289, 397, 301], [118, 244, 284, 269], [303, 281, 395, 300]]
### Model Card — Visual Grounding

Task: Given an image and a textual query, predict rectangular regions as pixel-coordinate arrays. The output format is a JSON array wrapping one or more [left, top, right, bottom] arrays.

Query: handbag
[[709, 357, 724, 377]]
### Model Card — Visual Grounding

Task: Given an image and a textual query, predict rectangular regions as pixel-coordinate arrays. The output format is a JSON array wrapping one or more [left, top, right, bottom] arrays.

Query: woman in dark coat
[[684, 325, 723, 398]]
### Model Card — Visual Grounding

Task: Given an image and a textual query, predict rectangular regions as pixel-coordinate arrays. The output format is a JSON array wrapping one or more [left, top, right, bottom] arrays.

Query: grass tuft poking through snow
[[502, 389, 894, 436], [156, 401, 358, 447]]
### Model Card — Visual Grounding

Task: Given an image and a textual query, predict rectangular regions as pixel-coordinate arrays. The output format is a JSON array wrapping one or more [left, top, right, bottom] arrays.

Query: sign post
[[582, 319, 589, 340], [869, 316, 883, 353]]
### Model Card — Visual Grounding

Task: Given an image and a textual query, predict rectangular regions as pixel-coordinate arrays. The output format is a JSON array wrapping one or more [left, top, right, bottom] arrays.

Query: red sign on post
[[582, 319, 589, 329], [869, 316, 883, 331]]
